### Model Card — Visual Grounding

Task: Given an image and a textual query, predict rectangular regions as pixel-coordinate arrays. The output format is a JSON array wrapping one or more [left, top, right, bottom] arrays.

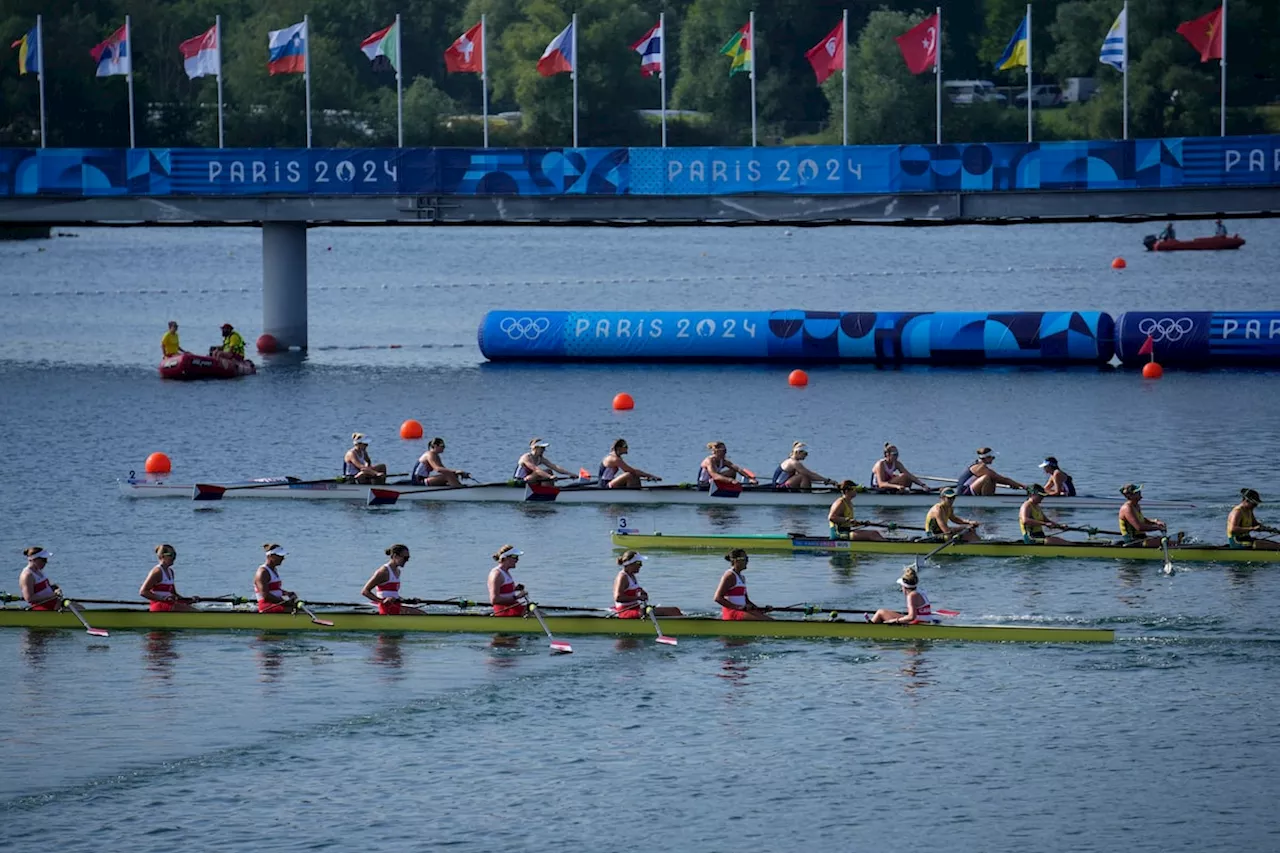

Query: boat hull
[[159, 352, 257, 380], [0, 608, 1112, 643], [610, 531, 1280, 562], [1149, 235, 1245, 251]]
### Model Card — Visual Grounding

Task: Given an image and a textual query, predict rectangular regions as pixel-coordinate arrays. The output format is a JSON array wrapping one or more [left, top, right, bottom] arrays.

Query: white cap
[[794, 442, 808, 451], [896, 576, 916, 589], [624, 553, 647, 564], [532, 440, 550, 448], [31, 549, 51, 560], [352, 433, 368, 445], [502, 548, 524, 558], [267, 547, 288, 557]]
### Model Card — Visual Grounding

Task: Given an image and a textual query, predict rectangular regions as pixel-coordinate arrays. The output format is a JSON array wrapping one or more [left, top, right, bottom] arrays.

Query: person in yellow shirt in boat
[[161, 321, 185, 357], [1019, 484, 1069, 545], [1227, 489, 1280, 550], [211, 323, 246, 359], [827, 480, 885, 541], [1117, 483, 1168, 547], [924, 488, 980, 543]]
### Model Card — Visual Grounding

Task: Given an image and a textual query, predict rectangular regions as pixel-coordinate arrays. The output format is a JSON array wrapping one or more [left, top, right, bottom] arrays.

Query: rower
[[19, 547, 62, 611], [211, 323, 245, 359], [344, 433, 388, 485], [924, 488, 980, 542], [139, 544, 197, 612], [714, 548, 772, 621], [514, 438, 572, 484], [1227, 489, 1280, 550], [161, 321, 185, 357], [957, 447, 1025, 496], [254, 544, 297, 613], [828, 480, 886, 541], [1117, 483, 1168, 547], [361, 544, 426, 614], [413, 437, 469, 486], [773, 441, 837, 489], [869, 567, 941, 625], [488, 544, 527, 616], [1039, 456, 1076, 496], [870, 443, 931, 492], [1020, 485, 1069, 545], [613, 551, 683, 618], [699, 441, 756, 489], [599, 438, 660, 489]]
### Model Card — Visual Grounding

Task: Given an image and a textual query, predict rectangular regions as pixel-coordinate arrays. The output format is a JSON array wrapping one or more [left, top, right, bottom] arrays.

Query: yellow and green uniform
[[1228, 505, 1257, 548], [925, 505, 947, 540], [221, 331, 245, 357], [1020, 502, 1047, 544], [829, 498, 853, 538], [1119, 506, 1148, 542], [161, 330, 181, 357]]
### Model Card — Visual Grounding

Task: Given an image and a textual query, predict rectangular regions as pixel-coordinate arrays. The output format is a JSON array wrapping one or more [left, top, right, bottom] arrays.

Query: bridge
[[2, 135, 1278, 349]]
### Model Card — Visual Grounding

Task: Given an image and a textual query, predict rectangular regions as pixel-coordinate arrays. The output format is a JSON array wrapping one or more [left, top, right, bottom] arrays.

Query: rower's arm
[[994, 472, 1025, 489], [545, 458, 572, 476], [139, 567, 165, 601], [712, 573, 736, 610], [18, 571, 34, 602], [361, 568, 388, 602], [896, 594, 921, 624]]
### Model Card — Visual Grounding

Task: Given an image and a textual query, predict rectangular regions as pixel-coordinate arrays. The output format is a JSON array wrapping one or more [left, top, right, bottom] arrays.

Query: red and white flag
[[179, 24, 219, 79], [805, 21, 845, 84], [445, 21, 483, 73], [895, 13, 939, 75]]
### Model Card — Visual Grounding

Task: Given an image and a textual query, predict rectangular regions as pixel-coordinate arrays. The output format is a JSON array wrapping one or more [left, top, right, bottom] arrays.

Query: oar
[[367, 481, 513, 507], [1056, 524, 1123, 537], [527, 602, 572, 654], [63, 600, 110, 637], [913, 529, 971, 569], [1161, 536, 1174, 574], [646, 606, 677, 646], [293, 601, 334, 627]]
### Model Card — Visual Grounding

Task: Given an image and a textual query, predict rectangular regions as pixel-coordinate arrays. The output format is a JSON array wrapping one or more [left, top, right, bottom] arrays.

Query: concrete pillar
[[262, 222, 309, 350]]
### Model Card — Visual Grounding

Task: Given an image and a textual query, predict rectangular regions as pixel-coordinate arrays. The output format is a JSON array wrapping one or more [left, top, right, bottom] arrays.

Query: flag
[[720, 21, 752, 76], [268, 21, 307, 75], [180, 25, 219, 79], [1099, 7, 1126, 71], [11, 26, 39, 75], [996, 15, 1029, 70], [445, 22, 483, 73], [805, 20, 845, 84], [895, 13, 939, 75], [1177, 6, 1224, 63], [538, 20, 574, 76], [361, 20, 400, 73], [631, 21, 662, 77], [91, 25, 130, 77], [1138, 334, 1154, 357]]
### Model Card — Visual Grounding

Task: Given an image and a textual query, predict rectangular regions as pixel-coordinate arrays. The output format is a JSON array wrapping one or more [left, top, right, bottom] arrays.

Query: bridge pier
[[262, 222, 309, 350]]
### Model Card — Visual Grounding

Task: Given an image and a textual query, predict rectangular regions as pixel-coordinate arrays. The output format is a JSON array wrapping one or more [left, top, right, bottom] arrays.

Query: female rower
[[613, 551, 683, 618], [1039, 457, 1076, 496], [1019, 485, 1069, 545], [956, 447, 1024, 496], [774, 442, 837, 490], [1118, 483, 1167, 547], [361, 544, 426, 614], [869, 567, 941, 625], [1227, 489, 1280, 550], [254, 544, 297, 613], [600, 439, 661, 489], [714, 549, 772, 621], [139, 544, 198, 612], [514, 438, 572, 484], [870, 443, 931, 492], [924, 488, 981, 543], [413, 437, 469, 487], [488, 544, 527, 616], [699, 441, 756, 489], [19, 547, 62, 610], [828, 480, 886, 541], [344, 433, 388, 485]]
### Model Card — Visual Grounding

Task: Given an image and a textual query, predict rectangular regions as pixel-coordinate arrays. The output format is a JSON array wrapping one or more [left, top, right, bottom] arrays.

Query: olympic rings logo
[[1137, 317, 1195, 343], [500, 317, 551, 341]]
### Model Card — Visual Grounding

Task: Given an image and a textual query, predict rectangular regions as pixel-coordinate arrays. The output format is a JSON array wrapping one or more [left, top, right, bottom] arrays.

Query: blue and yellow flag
[[995, 16, 1028, 70], [10, 26, 40, 75]]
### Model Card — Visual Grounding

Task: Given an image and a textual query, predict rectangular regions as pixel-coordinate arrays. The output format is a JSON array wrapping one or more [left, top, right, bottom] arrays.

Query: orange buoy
[[400, 419, 424, 440], [256, 333, 280, 354], [1111, 257, 1127, 269], [145, 452, 172, 474], [612, 393, 635, 411], [788, 369, 809, 387], [1142, 362, 1164, 379]]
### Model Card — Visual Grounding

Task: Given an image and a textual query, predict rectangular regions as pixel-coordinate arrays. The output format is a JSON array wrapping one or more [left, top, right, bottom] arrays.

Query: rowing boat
[[610, 531, 1280, 562], [0, 607, 1113, 643], [117, 478, 1195, 510]]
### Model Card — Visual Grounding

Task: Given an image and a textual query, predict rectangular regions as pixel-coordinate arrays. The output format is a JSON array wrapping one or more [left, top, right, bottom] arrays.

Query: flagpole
[[935, 6, 942, 145], [1122, 0, 1128, 140], [481, 14, 490, 148], [1025, 3, 1032, 143], [304, 15, 312, 148], [659, 12, 667, 148], [126, 15, 136, 148], [395, 13, 404, 148], [571, 13, 579, 147], [841, 8, 848, 146], [216, 15, 225, 147], [1219, 0, 1227, 136], [36, 14, 47, 147], [749, 10, 757, 147]]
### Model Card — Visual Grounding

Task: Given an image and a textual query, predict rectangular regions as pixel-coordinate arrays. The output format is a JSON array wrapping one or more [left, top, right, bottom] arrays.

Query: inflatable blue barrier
[[1116, 312, 1280, 366], [478, 311, 1115, 364]]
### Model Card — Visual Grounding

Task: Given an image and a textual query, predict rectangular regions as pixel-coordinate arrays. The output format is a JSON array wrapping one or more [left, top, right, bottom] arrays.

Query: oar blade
[[366, 488, 401, 507], [550, 638, 574, 654], [935, 608, 961, 617], [192, 483, 227, 501], [656, 635, 678, 646], [87, 627, 110, 637]]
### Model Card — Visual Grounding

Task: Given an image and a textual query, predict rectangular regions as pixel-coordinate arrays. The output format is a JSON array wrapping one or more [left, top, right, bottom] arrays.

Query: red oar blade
[[366, 488, 401, 507], [656, 635, 678, 646], [550, 639, 574, 654], [192, 483, 227, 501], [935, 608, 960, 617], [86, 627, 110, 637]]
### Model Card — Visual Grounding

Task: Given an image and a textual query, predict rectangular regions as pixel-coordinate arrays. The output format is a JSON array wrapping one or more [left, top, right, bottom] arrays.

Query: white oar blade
[[550, 639, 574, 654], [656, 635, 678, 646]]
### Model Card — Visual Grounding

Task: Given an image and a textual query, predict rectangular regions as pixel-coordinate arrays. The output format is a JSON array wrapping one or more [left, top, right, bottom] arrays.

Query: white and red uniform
[[907, 589, 941, 624], [613, 573, 644, 619], [492, 566, 526, 617], [25, 566, 59, 611], [148, 564, 176, 612], [721, 570, 750, 621], [375, 562, 402, 615], [256, 564, 288, 614]]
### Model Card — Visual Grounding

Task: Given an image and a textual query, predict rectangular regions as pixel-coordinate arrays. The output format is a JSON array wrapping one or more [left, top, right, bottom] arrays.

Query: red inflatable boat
[[158, 352, 257, 380], [1144, 234, 1246, 251]]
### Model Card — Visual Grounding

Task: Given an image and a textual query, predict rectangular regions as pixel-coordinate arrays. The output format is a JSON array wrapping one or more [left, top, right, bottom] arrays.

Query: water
[[2, 221, 1280, 851]]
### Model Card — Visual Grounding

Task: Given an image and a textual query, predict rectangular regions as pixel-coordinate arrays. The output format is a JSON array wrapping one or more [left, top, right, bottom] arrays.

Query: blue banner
[[1116, 312, 1280, 366]]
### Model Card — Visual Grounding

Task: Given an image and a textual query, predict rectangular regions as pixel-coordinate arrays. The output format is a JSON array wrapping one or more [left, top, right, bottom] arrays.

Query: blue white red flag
[[91, 25, 130, 77], [631, 21, 662, 77], [268, 21, 307, 75], [537, 21, 574, 76]]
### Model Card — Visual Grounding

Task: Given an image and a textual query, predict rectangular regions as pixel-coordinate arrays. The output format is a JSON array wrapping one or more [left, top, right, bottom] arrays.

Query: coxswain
[[361, 544, 426, 614], [612, 551, 683, 618], [1117, 483, 1167, 547], [699, 441, 757, 489], [139, 544, 197, 612], [773, 442, 837, 489], [19, 547, 62, 611], [212, 323, 245, 359], [413, 437, 468, 487], [870, 443, 931, 492], [713, 548, 772, 621], [161, 321, 185, 357], [1214, 219, 1228, 238], [488, 544, 527, 616], [1019, 485, 1069, 545], [1039, 457, 1076, 496], [599, 439, 660, 489], [956, 447, 1025, 496], [344, 433, 388, 485], [924, 488, 980, 542], [514, 438, 572, 484], [828, 480, 886, 541], [869, 566, 941, 625], [254, 544, 297, 613], [1227, 489, 1280, 550]]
